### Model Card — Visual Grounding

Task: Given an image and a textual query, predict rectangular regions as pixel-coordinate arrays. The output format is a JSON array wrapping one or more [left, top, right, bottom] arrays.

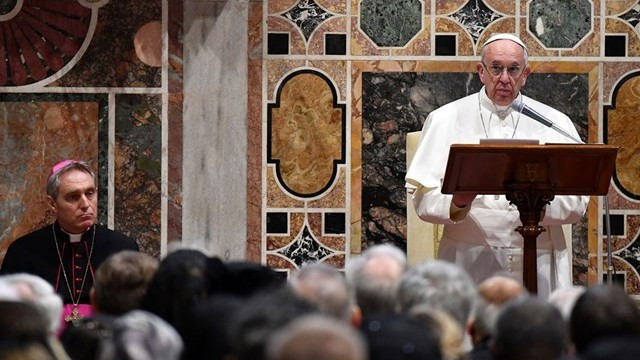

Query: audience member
[[360, 312, 442, 360], [96, 310, 183, 360], [569, 284, 640, 355], [0, 300, 53, 357], [289, 262, 357, 324], [578, 335, 640, 360], [91, 250, 159, 315], [493, 296, 567, 360], [225, 260, 286, 297], [227, 286, 317, 360], [181, 295, 246, 360], [141, 249, 229, 336], [409, 306, 465, 360], [548, 285, 585, 320], [267, 314, 367, 360], [59, 314, 115, 360], [397, 260, 477, 339], [469, 274, 526, 360], [345, 243, 407, 316]]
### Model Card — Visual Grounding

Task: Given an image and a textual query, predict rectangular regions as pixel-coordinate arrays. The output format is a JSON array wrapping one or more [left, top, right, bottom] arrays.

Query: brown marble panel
[[607, 76, 640, 196], [476, 18, 517, 55], [350, 16, 390, 56], [609, 214, 640, 252], [435, 18, 474, 56], [519, 19, 560, 57], [605, 0, 637, 16], [484, 0, 516, 15], [271, 72, 344, 196], [606, 186, 640, 211], [267, 60, 306, 102], [267, 168, 305, 208], [168, 0, 183, 94], [308, 60, 348, 101], [168, 94, 183, 243], [605, 18, 640, 57], [560, 18, 600, 57], [308, 168, 346, 208], [267, 253, 297, 269], [249, 1, 264, 60], [435, 0, 467, 15], [267, 16, 306, 55], [391, 17, 431, 56], [114, 94, 161, 258], [269, 0, 299, 14], [0, 101, 99, 265], [307, 212, 345, 251], [317, 0, 348, 14], [247, 59, 263, 262], [610, 258, 640, 295], [586, 198, 598, 285], [322, 253, 346, 269], [308, 17, 348, 55], [267, 212, 304, 250]]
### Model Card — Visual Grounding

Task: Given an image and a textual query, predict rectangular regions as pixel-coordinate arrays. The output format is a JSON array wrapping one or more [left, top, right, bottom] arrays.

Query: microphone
[[512, 97, 584, 144]]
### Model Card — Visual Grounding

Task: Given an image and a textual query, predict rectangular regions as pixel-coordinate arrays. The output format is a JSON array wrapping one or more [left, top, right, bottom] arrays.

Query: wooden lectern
[[441, 143, 618, 293]]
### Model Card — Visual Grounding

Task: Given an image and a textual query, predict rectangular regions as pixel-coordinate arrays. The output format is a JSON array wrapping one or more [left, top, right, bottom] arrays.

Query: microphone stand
[[514, 98, 614, 285]]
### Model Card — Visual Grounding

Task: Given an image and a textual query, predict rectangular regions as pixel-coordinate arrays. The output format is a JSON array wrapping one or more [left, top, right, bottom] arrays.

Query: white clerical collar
[[60, 228, 84, 243], [479, 87, 522, 119]]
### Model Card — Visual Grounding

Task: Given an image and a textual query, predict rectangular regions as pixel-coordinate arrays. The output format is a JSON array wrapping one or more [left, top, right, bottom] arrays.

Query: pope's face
[[477, 39, 531, 106], [48, 169, 97, 234]]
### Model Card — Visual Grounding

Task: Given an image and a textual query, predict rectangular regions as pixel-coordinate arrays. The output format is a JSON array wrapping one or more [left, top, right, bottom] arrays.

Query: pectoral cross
[[64, 306, 82, 323]]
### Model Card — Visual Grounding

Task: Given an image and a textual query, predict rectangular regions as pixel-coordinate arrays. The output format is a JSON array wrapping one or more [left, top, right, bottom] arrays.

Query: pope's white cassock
[[405, 86, 588, 298]]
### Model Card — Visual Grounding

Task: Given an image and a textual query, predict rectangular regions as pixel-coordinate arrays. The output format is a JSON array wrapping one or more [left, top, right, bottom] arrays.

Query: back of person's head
[[225, 260, 286, 297], [397, 260, 477, 330], [228, 286, 318, 360], [267, 314, 367, 360], [181, 295, 246, 360], [578, 335, 640, 360], [92, 250, 159, 315], [469, 297, 500, 345], [0, 300, 51, 353], [0, 340, 56, 360], [360, 312, 442, 360], [289, 262, 353, 322], [345, 243, 406, 315], [493, 296, 567, 360], [1, 273, 63, 334], [570, 284, 640, 354], [59, 314, 115, 360], [408, 306, 464, 360], [141, 249, 229, 335], [478, 274, 526, 305], [96, 310, 183, 360]]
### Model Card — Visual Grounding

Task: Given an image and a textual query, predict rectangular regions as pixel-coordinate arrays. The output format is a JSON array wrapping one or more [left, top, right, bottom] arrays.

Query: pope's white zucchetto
[[482, 33, 528, 54]]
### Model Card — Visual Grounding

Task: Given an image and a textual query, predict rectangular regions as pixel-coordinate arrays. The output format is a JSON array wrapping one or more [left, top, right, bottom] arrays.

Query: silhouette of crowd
[[1, 243, 639, 360]]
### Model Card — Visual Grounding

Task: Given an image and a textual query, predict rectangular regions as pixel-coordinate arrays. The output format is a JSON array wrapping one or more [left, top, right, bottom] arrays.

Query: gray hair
[[97, 310, 183, 360], [289, 262, 353, 322], [46, 161, 96, 199], [1, 273, 64, 334], [345, 244, 407, 315], [397, 260, 477, 329], [266, 314, 367, 360]]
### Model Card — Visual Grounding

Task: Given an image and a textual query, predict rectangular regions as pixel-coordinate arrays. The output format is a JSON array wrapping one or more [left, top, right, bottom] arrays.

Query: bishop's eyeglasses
[[482, 63, 524, 78]]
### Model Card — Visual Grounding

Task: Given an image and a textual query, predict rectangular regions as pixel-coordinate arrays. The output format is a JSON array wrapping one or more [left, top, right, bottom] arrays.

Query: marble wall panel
[[307, 17, 348, 55], [606, 0, 638, 16], [0, 94, 106, 265], [114, 94, 162, 258], [605, 18, 640, 57], [52, 0, 161, 87]]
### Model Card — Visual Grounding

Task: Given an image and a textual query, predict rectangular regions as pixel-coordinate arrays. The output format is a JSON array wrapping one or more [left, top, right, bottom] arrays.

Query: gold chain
[[52, 223, 96, 306]]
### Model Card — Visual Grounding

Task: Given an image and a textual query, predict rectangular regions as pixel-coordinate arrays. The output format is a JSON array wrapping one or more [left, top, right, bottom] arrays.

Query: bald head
[[478, 275, 525, 305]]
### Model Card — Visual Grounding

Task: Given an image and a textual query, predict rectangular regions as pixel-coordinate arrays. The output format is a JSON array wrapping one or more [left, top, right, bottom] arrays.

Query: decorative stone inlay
[[268, 69, 346, 198], [450, 0, 502, 43], [528, 0, 592, 49], [620, 3, 640, 33], [281, 0, 333, 40], [277, 224, 333, 267], [359, 0, 423, 47]]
